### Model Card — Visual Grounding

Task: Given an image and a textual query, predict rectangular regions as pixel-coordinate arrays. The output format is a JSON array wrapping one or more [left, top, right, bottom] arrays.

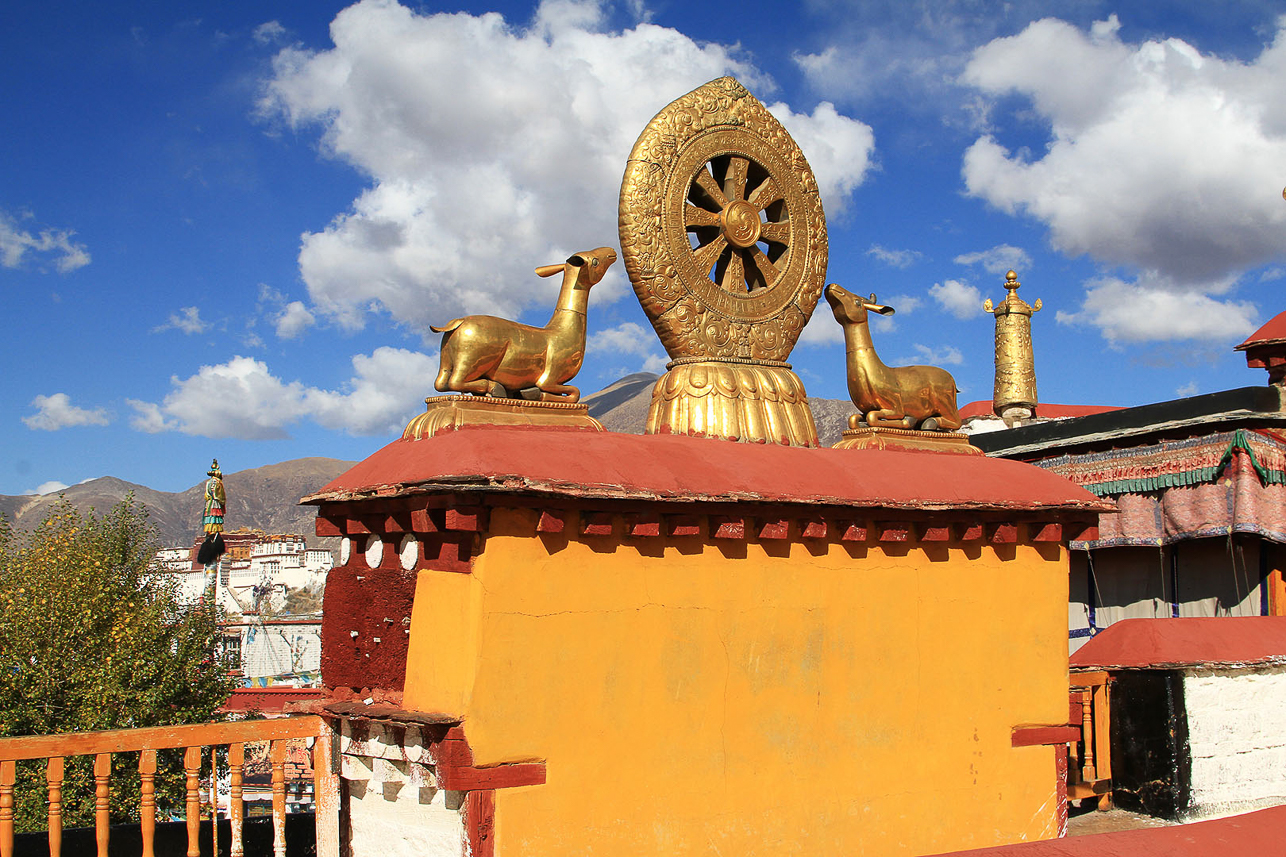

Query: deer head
[[824, 284, 896, 324]]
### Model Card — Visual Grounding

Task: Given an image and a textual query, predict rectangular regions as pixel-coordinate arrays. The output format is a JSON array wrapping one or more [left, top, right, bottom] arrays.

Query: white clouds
[[587, 321, 669, 374], [798, 309, 844, 346], [929, 279, 983, 319], [135, 348, 439, 439], [953, 244, 1032, 274], [766, 100, 875, 216], [127, 400, 176, 434], [23, 393, 110, 431], [28, 481, 69, 496], [898, 343, 965, 366], [885, 293, 922, 314], [917, 344, 964, 366], [1055, 276, 1258, 344], [275, 301, 316, 339], [153, 306, 209, 335], [253, 20, 287, 45], [866, 244, 922, 268], [0, 210, 90, 273], [259, 0, 874, 335], [304, 347, 440, 434], [256, 285, 317, 340], [961, 16, 1286, 289]]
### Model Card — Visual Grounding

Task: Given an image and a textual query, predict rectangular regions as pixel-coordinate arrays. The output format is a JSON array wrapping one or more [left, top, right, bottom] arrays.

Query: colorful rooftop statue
[[197, 458, 226, 567], [619, 76, 827, 447]]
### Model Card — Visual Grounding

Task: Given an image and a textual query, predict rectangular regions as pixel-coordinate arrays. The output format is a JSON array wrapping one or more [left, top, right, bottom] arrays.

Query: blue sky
[[5, 0, 1286, 496]]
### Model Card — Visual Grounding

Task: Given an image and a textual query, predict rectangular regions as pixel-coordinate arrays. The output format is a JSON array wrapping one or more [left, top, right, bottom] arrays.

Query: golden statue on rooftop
[[825, 286, 962, 431], [431, 247, 617, 402], [619, 76, 826, 447], [984, 270, 1041, 427], [407, 248, 616, 440], [825, 286, 979, 454]]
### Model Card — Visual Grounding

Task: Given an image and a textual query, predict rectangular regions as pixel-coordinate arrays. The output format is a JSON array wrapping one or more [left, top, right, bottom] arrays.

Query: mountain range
[[2, 376, 858, 549]]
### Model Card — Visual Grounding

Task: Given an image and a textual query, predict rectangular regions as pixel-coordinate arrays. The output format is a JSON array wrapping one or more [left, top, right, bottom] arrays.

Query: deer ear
[[534, 264, 564, 278]]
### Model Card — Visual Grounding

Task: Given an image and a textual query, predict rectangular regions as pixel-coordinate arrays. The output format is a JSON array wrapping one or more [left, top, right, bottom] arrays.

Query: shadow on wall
[[14, 814, 316, 857]]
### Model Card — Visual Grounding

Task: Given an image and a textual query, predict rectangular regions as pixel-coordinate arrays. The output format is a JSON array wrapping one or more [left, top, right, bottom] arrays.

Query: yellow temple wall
[[402, 507, 1070, 856]]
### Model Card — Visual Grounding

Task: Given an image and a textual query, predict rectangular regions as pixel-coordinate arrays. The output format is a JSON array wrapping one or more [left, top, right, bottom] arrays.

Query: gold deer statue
[[825, 284, 962, 431], [432, 247, 617, 403]]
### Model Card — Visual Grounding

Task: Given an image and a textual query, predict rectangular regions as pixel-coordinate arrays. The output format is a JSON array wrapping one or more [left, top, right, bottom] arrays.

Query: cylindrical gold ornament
[[983, 271, 1041, 426]]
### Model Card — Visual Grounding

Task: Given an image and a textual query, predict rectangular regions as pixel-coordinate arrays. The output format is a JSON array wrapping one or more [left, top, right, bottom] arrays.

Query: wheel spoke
[[692, 234, 728, 276], [723, 157, 749, 202], [747, 177, 782, 209], [759, 220, 789, 245], [746, 246, 779, 291], [691, 168, 727, 209], [720, 250, 747, 294], [684, 203, 721, 229]]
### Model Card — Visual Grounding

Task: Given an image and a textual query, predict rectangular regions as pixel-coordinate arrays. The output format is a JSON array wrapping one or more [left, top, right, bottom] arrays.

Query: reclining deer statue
[[824, 283, 962, 431], [432, 246, 617, 403]]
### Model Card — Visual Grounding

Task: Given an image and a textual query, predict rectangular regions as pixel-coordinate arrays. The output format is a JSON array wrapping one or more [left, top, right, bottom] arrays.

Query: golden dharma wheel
[[619, 77, 828, 362]]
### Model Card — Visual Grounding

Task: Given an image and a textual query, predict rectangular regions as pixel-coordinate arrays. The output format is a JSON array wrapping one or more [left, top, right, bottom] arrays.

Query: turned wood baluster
[[184, 746, 201, 857], [140, 750, 157, 857], [229, 743, 245, 857], [210, 746, 219, 857], [46, 757, 63, 857], [1094, 681, 1114, 810], [94, 753, 110, 857], [271, 740, 287, 857], [1081, 690, 1097, 780], [1066, 692, 1082, 785], [0, 759, 15, 857]]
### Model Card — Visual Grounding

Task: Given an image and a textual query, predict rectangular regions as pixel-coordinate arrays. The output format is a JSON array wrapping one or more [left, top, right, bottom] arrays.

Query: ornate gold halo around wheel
[[619, 77, 828, 362]]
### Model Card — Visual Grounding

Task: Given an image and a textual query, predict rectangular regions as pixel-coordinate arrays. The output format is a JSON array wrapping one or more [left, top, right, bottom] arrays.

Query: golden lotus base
[[832, 425, 983, 455], [403, 395, 604, 441], [645, 360, 819, 447]]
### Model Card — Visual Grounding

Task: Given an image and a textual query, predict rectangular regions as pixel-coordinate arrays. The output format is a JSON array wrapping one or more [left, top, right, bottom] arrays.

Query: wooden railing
[[0, 716, 337, 857], [1067, 670, 1112, 809]]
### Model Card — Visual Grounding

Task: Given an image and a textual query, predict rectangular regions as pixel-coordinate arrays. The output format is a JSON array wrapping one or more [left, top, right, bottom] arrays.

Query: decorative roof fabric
[[1033, 430, 1286, 549]]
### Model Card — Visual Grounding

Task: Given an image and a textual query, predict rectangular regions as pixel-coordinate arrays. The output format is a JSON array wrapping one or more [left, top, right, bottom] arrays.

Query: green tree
[[0, 497, 237, 832]]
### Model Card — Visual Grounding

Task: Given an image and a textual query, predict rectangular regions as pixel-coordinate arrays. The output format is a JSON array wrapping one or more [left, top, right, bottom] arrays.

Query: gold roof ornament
[[984, 270, 1041, 427], [408, 248, 617, 439], [619, 77, 827, 446], [825, 285, 980, 455]]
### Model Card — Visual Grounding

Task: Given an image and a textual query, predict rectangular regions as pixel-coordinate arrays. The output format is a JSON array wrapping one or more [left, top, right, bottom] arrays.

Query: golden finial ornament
[[619, 77, 827, 446], [984, 270, 1041, 427]]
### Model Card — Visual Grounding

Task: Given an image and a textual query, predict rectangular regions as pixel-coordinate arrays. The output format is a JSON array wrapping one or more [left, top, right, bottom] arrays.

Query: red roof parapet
[[923, 805, 1286, 856], [1070, 617, 1286, 670], [303, 426, 1112, 516]]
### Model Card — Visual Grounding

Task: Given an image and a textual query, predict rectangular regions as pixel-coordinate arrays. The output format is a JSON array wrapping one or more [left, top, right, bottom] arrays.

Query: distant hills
[[0, 458, 355, 549], [584, 372, 854, 446], [2, 376, 859, 550]]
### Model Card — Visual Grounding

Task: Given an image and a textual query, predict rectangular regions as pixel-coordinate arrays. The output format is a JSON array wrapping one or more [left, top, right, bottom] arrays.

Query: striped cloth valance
[[1034, 429, 1286, 497]]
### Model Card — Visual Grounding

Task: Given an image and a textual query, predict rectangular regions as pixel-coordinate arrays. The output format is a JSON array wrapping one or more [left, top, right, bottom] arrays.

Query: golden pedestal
[[832, 425, 982, 455], [646, 359, 819, 447], [403, 396, 604, 441]]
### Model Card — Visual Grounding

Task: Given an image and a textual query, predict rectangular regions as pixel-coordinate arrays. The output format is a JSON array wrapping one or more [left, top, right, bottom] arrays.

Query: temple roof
[[1235, 308, 1286, 351], [1070, 617, 1286, 670], [304, 426, 1110, 515], [959, 401, 1123, 420]]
